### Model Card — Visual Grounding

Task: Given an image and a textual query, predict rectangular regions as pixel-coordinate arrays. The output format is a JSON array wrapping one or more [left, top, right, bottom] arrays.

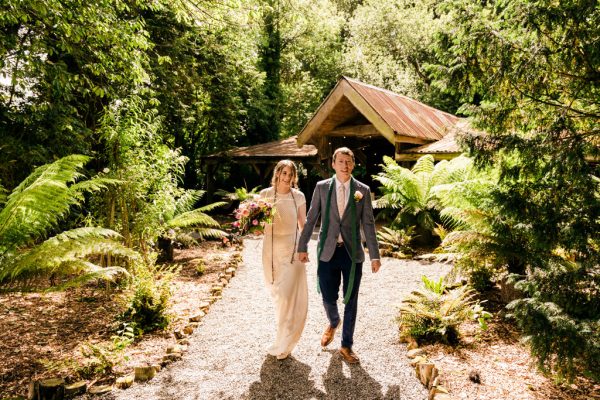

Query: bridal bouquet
[[232, 198, 274, 236]]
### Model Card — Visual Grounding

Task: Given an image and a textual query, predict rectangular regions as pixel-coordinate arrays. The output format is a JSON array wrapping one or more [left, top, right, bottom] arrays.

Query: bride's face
[[278, 166, 294, 188]]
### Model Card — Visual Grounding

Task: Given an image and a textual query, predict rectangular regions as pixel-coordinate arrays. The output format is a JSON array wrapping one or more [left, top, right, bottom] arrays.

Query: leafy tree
[[95, 96, 226, 261], [342, 0, 459, 112], [0, 155, 136, 289], [432, 0, 600, 381], [0, 0, 153, 188], [142, 1, 259, 186], [278, 0, 345, 137]]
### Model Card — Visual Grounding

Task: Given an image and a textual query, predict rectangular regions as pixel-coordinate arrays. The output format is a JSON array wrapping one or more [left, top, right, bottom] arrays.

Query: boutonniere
[[353, 190, 363, 202]]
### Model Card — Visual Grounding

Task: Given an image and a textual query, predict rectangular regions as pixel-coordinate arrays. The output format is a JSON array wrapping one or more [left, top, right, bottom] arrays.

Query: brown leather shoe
[[320, 321, 341, 347], [339, 346, 360, 364]]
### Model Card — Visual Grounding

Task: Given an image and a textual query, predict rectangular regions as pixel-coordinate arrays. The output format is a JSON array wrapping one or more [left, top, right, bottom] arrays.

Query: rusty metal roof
[[207, 135, 317, 159], [344, 77, 460, 141], [398, 120, 473, 154], [401, 131, 459, 154]]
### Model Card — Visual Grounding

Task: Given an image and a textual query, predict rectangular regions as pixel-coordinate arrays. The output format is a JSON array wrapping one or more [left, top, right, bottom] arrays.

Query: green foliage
[[397, 275, 481, 344], [342, 0, 458, 112], [158, 189, 227, 261], [373, 154, 474, 242], [165, 190, 226, 239], [144, 1, 259, 185], [0, 155, 136, 288], [434, 166, 516, 285], [195, 260, 206, 276], [69, 322, 136, 377], [216, 186, 262, 203], [377, 226, 416, 259], [94, 96, 186, 251], [0, 0, 153, 188], [120, 262, 176, 334], [111, 322, 136, 352], [431, 0, 600, 381], [432, 223, 449, 241], [508, 259, 600, 382]]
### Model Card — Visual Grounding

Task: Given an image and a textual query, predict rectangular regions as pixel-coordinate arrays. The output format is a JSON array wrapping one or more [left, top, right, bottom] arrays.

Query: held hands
[[298, 252, 309, 263], [371, 259, 381, 273]]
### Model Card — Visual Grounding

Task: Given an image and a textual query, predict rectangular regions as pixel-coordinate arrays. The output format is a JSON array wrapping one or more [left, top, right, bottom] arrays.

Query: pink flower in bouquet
[[232, 198, 274, 236]]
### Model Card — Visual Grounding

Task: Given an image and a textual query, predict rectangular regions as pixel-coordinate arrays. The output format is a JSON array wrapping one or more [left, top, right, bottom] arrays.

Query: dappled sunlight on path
[[95, 236, 450, 400]]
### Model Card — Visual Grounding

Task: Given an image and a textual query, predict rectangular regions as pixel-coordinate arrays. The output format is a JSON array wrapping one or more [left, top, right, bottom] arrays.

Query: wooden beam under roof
[[328, 124, 379, 138]]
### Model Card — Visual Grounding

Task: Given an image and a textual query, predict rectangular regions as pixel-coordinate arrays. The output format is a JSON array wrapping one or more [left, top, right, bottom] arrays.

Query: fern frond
[[411, 154, 435, 175], [174, 190, 204, 215], [191, 228, 227, 241], [0, 183, 6, 206], [2, 227, 138, 282], [167, 209, 221, 229], [0, 155, 90, 248], [197, 201, 227, 213], [70, 177, 122, 196], [46, 263, 129, 291]]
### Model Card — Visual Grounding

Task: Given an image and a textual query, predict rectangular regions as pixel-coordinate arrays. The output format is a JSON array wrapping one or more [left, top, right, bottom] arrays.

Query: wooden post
[[36, 378, 65, 400]]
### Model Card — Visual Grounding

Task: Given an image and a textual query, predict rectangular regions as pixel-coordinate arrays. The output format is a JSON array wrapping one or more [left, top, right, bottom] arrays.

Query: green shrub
[[508, 258, 600, 382], [397, 276, 484, 344], [454, 258, 495, 292], [120, 262, 177, 333], [377, 226, 416, 258]]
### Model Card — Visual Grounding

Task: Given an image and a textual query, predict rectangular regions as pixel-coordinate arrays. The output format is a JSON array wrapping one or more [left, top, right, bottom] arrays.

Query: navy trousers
[[317, 244, 363, 348]]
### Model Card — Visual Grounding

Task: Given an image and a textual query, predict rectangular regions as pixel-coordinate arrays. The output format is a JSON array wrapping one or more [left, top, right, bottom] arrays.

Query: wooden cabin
[[295, 76, 466, 180], [203, 77, 469, 195]]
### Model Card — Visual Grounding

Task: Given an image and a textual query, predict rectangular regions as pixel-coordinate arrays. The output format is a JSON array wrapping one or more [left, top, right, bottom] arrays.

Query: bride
[[259, 160, 308, 360]]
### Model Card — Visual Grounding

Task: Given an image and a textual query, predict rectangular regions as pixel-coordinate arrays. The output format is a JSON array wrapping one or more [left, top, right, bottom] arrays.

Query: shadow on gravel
[[322, 351, 401, 399], [247, 355, 325, 399]]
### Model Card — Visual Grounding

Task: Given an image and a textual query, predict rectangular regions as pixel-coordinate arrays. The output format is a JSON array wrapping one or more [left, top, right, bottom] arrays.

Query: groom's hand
[[371, 259, 381, 273], [298, 252, 309, 263]]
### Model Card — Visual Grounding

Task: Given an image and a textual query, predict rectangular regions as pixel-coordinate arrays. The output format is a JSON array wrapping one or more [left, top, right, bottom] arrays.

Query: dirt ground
[[1, 243, 598, 399], [420, 291, 600, 400], [0, 241, 239, 398]]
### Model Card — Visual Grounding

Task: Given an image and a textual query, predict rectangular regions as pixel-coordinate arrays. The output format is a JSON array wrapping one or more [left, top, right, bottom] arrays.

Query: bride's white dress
[[260, 187, 308, 358]]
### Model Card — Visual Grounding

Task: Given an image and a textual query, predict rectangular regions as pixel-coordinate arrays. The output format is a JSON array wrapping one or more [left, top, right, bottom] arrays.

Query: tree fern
[[0, 155, 138, 288], [163, 190, 226, 236], [373, 155, 475, 241], [0, 155, 90, 248]]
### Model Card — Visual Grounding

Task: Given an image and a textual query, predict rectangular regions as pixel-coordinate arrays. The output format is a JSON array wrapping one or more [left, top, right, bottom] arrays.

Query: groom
[[298, 147, 381, 364]]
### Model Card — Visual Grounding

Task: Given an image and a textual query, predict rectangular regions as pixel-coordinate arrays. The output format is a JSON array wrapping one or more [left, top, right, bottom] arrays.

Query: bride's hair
[[271, 159, 299, 189]]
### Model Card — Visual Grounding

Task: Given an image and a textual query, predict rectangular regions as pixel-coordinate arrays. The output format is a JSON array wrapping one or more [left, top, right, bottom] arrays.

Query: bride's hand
[[298, 252, 309, 263]]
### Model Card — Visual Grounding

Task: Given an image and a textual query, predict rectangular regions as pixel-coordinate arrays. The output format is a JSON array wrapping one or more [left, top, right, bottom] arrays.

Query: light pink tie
[[338, 183, 346, 218], [337, 184, 346, 243]]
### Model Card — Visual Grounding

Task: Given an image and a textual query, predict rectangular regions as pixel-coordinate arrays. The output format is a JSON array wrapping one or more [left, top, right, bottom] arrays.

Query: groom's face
[[332, 153, 354, 182]]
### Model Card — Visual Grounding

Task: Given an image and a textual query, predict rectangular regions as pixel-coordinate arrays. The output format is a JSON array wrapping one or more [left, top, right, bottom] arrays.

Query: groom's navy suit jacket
[[298, 177, 380, 262]]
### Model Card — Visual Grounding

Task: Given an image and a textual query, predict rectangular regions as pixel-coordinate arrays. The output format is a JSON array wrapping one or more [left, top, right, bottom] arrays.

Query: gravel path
[[102, 236, 450, 400]]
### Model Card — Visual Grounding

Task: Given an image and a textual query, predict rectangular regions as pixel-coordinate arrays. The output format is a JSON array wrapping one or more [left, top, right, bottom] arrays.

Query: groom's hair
[[332, 147, 355, 163]]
